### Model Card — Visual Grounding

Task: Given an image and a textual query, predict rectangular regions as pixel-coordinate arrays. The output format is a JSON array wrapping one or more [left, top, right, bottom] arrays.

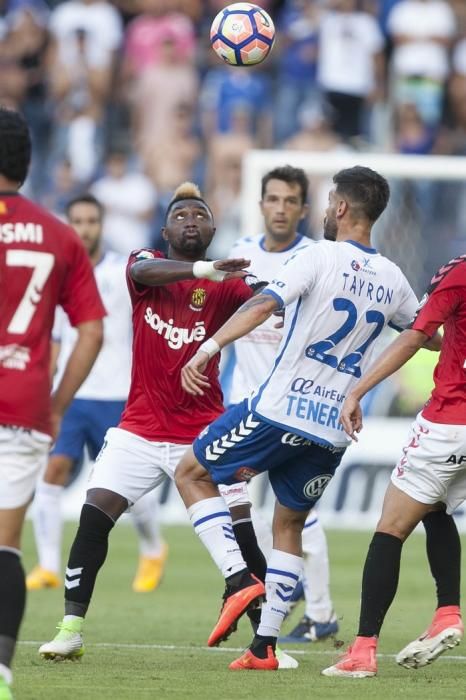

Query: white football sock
[[32, 479, 63, 574], [0, 663, 12, 686], [257, 549, 302, 638], [130, 490, 164, 558], [188, 497, 246, 577], [302, 512, 334, 622]]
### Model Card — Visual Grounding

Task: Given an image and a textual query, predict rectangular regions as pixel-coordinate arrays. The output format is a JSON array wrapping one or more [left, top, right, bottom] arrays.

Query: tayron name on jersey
[[0, 223, 43, 244]]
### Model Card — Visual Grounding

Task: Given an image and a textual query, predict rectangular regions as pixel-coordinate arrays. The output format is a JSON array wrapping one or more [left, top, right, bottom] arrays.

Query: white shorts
[[391, 412, 466, 514], [88, 427, 250, 508], [0, 426, 51, 509]]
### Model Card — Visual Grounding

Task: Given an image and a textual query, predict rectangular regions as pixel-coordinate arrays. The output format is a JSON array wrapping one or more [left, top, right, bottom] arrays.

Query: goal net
[[241, 150, 466, 298]]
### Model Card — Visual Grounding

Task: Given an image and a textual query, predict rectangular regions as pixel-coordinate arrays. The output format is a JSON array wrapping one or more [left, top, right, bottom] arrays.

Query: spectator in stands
[[387, 0, 456, 126], [123, 2, 196, 79], [318, 0, 385, 141], [42, 159, 82, 218], [91, 148, 157, 255], [47, 0, 123, 181], [394, 103, 437, 154], [200, 63, 273, 147], [130, 31, 199, 190], [143, 101, 201, 198], [204, 115, 256, 257], [274, 0, 320, 142], [6, 4, 50, 197], [282, 102, 351, 236]]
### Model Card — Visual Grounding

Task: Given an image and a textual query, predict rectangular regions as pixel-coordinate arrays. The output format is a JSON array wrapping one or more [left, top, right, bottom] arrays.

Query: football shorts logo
[[190, 288, 207, 311], [303, 474, 332, 499], [234, 466, 259, 482]]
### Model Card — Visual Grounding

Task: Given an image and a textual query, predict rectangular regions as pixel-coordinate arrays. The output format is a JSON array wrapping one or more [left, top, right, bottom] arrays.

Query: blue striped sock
[[258, 549, 303, 638], [188, 497, 246, 577]]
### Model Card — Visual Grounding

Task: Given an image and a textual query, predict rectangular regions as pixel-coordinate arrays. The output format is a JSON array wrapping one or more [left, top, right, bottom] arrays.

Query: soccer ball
[[210, 3, 275, 67]]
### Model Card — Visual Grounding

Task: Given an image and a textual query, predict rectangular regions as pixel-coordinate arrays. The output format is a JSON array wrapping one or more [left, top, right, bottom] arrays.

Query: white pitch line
[[19, 641, 466, 661]]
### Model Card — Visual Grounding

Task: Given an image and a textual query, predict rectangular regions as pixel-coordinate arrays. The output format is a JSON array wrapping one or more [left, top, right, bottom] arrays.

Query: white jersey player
[[27, 196, 167, 595], [227, 167, 338, 643], [176, 166, 420, 670], [52, 251, 131, 402]]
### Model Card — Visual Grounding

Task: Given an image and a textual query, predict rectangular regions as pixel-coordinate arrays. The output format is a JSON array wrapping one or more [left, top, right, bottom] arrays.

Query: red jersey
[[0, 194, 106, 435], [410, 255, 466, 424], [119, 250, 253, 442]]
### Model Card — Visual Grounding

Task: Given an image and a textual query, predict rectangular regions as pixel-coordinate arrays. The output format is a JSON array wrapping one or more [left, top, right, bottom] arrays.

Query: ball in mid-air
[[210, 3, 275, 67]]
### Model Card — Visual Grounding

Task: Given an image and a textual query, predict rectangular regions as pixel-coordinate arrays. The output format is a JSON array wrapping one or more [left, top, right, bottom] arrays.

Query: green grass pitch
[[14, 522, 466, 699]]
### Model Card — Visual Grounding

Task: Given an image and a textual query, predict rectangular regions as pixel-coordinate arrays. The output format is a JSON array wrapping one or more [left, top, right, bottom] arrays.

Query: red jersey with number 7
[[0, 193, 106, 435], [409, 254, 466, 424]]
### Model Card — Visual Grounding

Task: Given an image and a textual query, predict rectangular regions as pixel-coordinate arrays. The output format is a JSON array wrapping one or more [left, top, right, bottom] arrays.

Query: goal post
[[241, 150, 466, 297]]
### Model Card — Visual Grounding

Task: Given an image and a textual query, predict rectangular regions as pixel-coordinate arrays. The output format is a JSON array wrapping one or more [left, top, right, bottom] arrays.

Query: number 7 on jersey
[[7, 249, 55, 334]]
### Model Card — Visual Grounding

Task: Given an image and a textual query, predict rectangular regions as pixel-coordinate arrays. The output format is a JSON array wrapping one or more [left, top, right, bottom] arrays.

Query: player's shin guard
[[233, 518, 267, 583], [358, 532, 402, 637], [188, 497, 246, 577], [257, 549, 302, 638], [423, 510, 461, 608], [0, 548, 26, 669], [64, 504, 115, 617]]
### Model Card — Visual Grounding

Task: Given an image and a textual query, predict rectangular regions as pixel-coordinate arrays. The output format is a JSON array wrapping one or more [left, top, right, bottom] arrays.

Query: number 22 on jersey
[[306, 297, 385, 378]]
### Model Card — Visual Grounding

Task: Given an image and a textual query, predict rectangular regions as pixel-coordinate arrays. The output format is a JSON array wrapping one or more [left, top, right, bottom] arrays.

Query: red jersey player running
[[39, 182, 269, 661], [323, 254, 466, 678], [0, 108, 105, 700]]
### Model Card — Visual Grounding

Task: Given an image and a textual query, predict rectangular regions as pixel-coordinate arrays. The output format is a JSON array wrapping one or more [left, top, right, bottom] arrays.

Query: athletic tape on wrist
[[192, 260, 225, 281], [199, 338, 220, 359]]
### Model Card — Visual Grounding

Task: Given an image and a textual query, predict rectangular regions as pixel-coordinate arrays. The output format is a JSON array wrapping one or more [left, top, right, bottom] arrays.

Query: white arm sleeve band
[[198, 338, 221, 359], [192, 260, 227, 281]]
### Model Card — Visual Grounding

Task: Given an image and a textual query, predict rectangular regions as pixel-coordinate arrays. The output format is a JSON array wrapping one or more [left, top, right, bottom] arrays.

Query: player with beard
[[38, 182, 270, 661], [173, 166, 433, 670], [26, 194, 168, 595], [227, 166, 339, 643]]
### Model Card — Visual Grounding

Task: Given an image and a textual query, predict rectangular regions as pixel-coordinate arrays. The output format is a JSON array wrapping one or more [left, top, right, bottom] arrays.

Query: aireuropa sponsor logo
[[290, 377, 314, 395], [281, 432, 312, 447], [303, 474, 332, 499], [144, 307, 206, 349]]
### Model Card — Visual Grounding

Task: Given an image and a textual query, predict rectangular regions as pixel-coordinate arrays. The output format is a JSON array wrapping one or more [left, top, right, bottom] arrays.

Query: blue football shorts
[[193, 399, 345, 511], [52, 398, 126, 464]]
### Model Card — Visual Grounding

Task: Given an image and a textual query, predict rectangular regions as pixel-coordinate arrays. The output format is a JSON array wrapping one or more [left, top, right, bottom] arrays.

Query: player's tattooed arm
[[181, 293, 279, 395], [130, 258, 251, 286]]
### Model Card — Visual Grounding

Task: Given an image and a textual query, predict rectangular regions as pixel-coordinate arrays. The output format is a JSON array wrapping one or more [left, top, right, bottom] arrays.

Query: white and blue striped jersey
[[229, 233, 313, 404], [53, 251, 132, 400], [250, 239, 418, 448]]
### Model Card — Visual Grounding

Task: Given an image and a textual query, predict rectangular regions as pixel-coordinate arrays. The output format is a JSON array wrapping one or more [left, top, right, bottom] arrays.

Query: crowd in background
[[0, 0, 465, 264], [2, 0, 459, 414]]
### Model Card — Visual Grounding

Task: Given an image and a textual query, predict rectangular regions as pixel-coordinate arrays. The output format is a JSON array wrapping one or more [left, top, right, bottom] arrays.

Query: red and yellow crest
[[191, 288, 207, 309]]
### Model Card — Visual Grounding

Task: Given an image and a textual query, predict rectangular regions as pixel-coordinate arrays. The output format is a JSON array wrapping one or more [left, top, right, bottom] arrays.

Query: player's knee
[[85, 488, 127, 521], [375, 517, 412, 542], [174, 453, 209, 489]]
